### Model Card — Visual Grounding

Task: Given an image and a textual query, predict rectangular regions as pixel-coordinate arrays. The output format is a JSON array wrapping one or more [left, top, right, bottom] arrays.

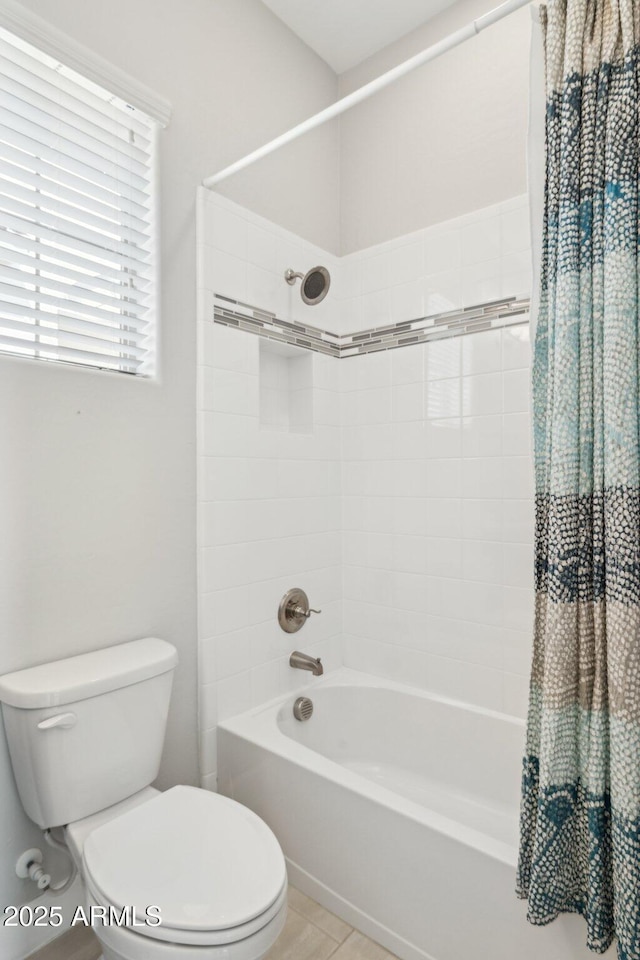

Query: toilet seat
[[86, 885, 287, 960], [82, 785, 287, 947], [85, 873, 288, 948]]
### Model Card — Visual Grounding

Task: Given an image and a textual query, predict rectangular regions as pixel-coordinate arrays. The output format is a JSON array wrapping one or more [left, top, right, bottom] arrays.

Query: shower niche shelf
[[259, 339, 313, 434]]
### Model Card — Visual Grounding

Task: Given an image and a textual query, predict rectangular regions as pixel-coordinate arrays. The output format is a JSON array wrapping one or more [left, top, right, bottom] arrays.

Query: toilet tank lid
[[0, 638, 178, 709]]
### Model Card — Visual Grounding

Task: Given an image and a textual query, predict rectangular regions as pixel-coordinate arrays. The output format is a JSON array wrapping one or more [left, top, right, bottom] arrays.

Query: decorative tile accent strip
[[213, 293, 530, 358], [214, 294, 341, 357]]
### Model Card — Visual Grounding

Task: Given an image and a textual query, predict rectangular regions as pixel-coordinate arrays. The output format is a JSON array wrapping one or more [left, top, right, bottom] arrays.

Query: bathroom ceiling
[[261, 0, 461, 73]]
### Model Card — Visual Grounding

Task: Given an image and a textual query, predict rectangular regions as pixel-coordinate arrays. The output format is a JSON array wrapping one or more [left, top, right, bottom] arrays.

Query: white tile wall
[[198, 189, 343, 333], [336, 194, 531, 334], [197, 323, 343, 785], [199, 189, 531, 338], [341, 324, 534, 719], [197, 190, 535, 788]]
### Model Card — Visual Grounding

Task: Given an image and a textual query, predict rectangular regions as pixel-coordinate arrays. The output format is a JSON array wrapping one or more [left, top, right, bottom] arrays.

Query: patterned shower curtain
[[517, 1, 640, 958]]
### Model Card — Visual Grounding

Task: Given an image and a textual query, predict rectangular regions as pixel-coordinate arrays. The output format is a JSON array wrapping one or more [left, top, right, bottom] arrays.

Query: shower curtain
[[517, 1, 640, 958]]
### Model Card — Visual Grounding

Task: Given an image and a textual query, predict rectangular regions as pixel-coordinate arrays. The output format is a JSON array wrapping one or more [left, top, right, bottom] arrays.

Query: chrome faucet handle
[[278, 589, 321, 633], [295, 605, 322, 619]]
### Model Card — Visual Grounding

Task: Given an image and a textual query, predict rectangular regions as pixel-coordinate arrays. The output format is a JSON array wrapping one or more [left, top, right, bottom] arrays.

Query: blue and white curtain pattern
[[517, 1, 640, 958]]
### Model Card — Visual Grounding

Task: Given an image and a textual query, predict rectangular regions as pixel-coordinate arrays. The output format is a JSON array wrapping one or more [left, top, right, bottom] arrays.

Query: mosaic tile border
[[213, 293, 530, 358], [214, 294, 341, 357]]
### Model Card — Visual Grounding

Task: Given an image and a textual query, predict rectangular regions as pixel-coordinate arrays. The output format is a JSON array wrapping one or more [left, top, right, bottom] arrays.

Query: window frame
[[0, 0, 170, 378]]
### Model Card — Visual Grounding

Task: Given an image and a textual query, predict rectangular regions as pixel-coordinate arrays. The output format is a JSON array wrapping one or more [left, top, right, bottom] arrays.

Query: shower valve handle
[[294, 605, 321, 619], [278, 589, 321, 633]]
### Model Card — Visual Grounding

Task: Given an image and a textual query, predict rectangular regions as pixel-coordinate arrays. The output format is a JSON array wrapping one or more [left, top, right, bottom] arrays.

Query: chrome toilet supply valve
[[16, 849, 51, 891], [278, 588, 321, 633]]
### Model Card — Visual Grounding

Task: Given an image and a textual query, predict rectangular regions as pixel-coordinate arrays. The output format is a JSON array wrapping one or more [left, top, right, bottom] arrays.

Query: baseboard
[[285, 858, 435, 960]]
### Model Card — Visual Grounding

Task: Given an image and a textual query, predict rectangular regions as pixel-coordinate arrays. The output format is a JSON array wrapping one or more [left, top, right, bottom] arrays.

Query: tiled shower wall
[[196, 189, 343, 335], [197, 189, 534, 785], [341, 328, 533, 717], [338, 194, 531, 332], [197, 322, 343, 789], [198, 189, 531, 337]]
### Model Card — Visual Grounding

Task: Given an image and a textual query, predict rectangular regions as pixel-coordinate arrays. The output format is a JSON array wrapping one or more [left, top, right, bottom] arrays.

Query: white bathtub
[[217, 669, 611, 960]]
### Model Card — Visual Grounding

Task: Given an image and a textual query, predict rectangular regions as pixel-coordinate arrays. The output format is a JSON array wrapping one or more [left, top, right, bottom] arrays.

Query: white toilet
[[0, 638, 288, 960]]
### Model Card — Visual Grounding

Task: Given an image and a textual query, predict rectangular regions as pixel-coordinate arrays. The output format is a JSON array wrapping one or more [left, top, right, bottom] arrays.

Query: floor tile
[[27, 926, 101, 960], [266, 907, 339, 960], [288, 885, 353, 944], [28, 888, 396, 960], [332, 930, 399, 960]]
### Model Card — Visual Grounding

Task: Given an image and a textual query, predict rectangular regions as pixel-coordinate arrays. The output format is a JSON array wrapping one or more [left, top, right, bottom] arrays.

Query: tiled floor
[[267, 887, 398, 960], [27, 886, 399, 960], [26, 925, 99, 960]]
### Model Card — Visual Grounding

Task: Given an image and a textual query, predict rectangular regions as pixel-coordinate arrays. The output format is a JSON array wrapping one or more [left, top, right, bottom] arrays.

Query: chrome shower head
[[284, 265, 331, 305]]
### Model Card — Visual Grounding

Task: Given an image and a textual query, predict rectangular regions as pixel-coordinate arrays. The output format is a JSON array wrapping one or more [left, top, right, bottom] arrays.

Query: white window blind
[[0, 27, 158, 375]]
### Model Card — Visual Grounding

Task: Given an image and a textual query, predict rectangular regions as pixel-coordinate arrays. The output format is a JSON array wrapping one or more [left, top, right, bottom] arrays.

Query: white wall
[[338, 0, 531, 253], [0, 0, 340, 939], [218, 120, 342, 256]]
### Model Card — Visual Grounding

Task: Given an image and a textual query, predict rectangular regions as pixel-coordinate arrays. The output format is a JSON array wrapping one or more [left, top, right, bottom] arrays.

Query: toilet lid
[[82, 786, 287, 935]]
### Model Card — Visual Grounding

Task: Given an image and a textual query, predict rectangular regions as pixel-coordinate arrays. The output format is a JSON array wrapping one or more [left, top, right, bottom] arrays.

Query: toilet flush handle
[[37, 713, 76, 730]]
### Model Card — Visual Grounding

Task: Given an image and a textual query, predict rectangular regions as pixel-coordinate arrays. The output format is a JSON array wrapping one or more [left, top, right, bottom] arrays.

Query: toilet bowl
[[0, 638, 287, 960], [89, 900, 286, 960], [66, 784, 288, 960]]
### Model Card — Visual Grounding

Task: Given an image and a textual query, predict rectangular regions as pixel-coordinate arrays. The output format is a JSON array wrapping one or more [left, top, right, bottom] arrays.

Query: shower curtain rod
[[202, 0, 531, 189]]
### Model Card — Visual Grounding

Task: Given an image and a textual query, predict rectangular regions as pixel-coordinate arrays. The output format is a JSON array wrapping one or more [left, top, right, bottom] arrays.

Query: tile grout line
[[324, 927, 357, 958], [287, 903, 353, 949]]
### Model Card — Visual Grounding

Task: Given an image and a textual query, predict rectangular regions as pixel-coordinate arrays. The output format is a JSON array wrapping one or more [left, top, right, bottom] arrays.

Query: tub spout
[[289, 651, 323, 676]]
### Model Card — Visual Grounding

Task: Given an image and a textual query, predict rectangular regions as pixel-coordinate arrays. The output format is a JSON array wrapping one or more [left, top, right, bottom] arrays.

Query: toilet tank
[[0, 638, 178, 828]]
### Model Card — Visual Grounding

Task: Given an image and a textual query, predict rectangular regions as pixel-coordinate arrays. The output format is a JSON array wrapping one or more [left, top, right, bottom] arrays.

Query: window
[[0, 27, 158, 375]]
